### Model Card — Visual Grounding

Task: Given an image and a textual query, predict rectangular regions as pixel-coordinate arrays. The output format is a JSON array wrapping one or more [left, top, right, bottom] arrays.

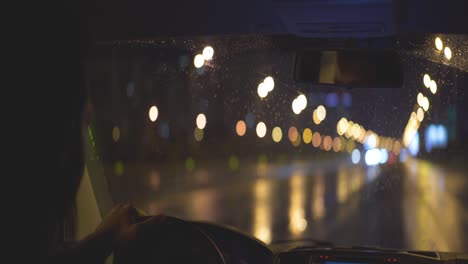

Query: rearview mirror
[[294, 49, 403, 88]]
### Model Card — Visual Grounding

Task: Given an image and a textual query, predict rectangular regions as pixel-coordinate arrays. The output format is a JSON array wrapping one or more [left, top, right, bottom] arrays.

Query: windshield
[[85, 34, 468, 251]]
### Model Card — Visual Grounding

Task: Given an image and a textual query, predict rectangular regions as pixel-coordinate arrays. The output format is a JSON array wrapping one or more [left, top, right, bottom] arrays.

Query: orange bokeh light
[[236, 120, 246, 136]]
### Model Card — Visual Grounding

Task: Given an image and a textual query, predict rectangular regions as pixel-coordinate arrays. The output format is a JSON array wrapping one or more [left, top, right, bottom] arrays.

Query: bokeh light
[[400, 149, 408, 162], [340, 138, 347, 151], [435, 37, 443, 51], [316, 105, 326, 121], [351, 123, 362, 140], [202, 46, 214, 61], [403, 112, 420, 147], [272, 127, 282, 142], [256, 122, 267, 138], [365, 149, 381, 166], [264, 76, 275, 92], [380, 149, 388, 164], [302, 128, 312, 144], [312, 132, 321, 147], [236, 120, 247, 136], [425, 124, 448, 152], [149, 105, 159, 122], [351, 149, 361, 164], [408, 131, 420, 156], [196, 113, 207, 129], [194, 54, 205, 68], [292, 94, 307, 114], [423, 74, 431, 88], [345, 121, 354, 138], [422, 97, 430, 112], [393, 141, 402, 155], [194, 127, 204, 142], [297, 94, 307, 110], [323, 136, 332, 151], [346, 140, 356, 153], [112, 126, 120, 143], [257, 82, 268, 98], [332, 137, 342, 152], [348, 124, 356, 139], [337, 118, 349, 135], [313, 110, 321, 125], [430, 80, 437, 94], [385, 138, 394, 151], [417, 93, 424, 106], [292, 98, 301, 115], [444, 46, 452, 60], [288, 126, 299, 142], [417, 107, 424, 122], [365, 133, 377, 149], [358, 127, 366, 143]]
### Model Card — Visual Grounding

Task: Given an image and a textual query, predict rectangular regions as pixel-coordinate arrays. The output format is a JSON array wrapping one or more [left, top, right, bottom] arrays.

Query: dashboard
[[194, 221, 468, 264], [116, 218, 468, 264], [275, 248, 468, 264]]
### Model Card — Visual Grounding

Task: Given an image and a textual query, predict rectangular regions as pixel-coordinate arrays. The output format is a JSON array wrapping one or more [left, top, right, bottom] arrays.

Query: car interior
[[69, 0, 468, 263]]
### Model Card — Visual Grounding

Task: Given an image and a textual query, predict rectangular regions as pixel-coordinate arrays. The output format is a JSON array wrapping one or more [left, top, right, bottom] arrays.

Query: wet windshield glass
[[85, 34, 468, 251]]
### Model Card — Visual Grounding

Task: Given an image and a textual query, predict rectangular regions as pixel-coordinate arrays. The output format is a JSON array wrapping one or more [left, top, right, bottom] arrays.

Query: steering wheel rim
[[114, 216, 225, 264]]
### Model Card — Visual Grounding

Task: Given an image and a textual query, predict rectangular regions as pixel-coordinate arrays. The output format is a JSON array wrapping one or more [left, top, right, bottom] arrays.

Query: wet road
[[116, 158, 468, 252]]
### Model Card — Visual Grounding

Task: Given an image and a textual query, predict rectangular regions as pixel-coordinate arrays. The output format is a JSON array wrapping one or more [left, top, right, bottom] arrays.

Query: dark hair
[[12, 1, 90, 261]]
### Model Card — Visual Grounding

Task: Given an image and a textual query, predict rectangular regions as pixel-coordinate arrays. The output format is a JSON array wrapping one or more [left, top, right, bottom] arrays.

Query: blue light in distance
[[342, 92, 352, 107], [379, 149, 388, 164], [351, 149, 361, 164], [399, 149, 408, 162], [325, 93, 339, 108], [408, 131, 420, 156], [425, 124, 448, 152]]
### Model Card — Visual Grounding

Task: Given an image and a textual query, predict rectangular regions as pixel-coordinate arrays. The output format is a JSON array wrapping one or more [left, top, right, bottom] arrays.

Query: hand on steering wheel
[[113, 214, 225, 264], [94, 203, 164, 247]]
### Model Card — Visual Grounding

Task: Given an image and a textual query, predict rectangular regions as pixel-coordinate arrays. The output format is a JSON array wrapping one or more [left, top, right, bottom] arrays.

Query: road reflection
[[337, 165, 365, 204], [403, 158, 465, 251], [312, 172, 326, 220], [289, 171, 307, 236], [134, 158, 467, 251], [189, 189, 220, 220], [337, 167, 349, 204], [253, 178, 272, 244]]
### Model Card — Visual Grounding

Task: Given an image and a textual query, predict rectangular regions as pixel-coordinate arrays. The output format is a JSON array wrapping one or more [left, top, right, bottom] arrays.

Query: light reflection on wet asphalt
[[121, 158, 468, 252]]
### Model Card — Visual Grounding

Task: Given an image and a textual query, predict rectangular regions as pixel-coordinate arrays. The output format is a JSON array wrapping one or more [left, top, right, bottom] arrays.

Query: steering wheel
[[114, 216, 225, 264]]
